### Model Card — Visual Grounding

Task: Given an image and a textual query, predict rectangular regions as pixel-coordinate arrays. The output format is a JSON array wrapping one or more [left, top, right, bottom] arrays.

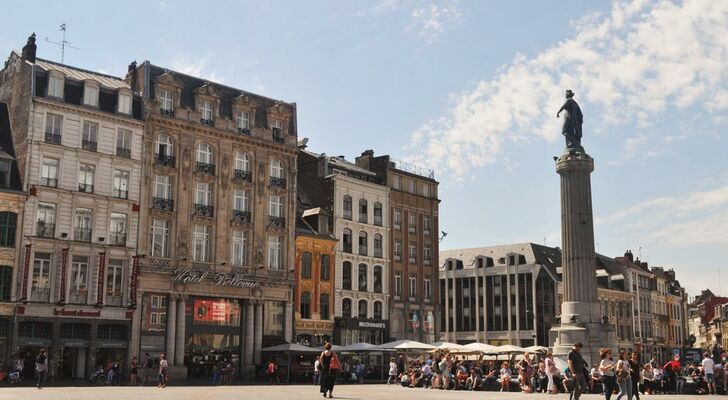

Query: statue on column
[[556, 89, 584, 152]]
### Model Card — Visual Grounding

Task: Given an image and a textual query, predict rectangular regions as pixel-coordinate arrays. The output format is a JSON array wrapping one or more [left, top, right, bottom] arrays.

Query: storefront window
[[264, 301, 284, 337], [193, 298, 241, 326], [358, 299, 368, 319], [142, 293, 168, 333]]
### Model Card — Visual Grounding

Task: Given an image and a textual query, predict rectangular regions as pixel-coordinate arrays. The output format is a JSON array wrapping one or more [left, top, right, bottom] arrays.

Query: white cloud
[[169, 55, 221, 83], [407, 0, 728, 180], [410, 1, 462, 42]]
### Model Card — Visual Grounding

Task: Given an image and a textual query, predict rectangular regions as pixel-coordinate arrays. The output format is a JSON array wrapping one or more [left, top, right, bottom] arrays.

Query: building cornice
[[33, 97, 144, 127]]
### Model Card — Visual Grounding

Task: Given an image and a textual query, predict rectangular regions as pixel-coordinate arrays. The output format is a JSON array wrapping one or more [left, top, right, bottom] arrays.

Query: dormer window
[[159, 89, 174, 115], [117, 91, 132, 114], [200, 100, 213, 125], [48, 72, 64, 98], [237, 111, 251, 134], [83, 82, 99, 107], [0, 159, 11, 188]]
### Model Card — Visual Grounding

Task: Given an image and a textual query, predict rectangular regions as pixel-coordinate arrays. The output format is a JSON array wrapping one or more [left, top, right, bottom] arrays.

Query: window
[[343, 195, 352, 220], [82, 121, 98, 151], [300, 292, 311, 319], [342, 298, 352, 318], [320, 254, 330, 281], [150, 219, 170, 258], [73, 208, 92, 242], [392, 175, 401, 190], [109, 213, 127, 246], [0, 266, 11, 301], [41, 158, 59, 187], [48, 73, 64, 98], [235, 152, 249, 172], [113, 170, 129, 199], [272, 119, 283, 139], [409, 274, 417, 298], [155, 175, 171, 199], [36, 202, 56, 237], [69, 256, 89, 303], [0, 212, 17, 248], [0, 160, 9, 188], [78, 163, 95, 193], [358, 231, 368, 256], [394, 209, 401, 230], [424, 244, 432, 264], [270, 159, 283, 178], [320, 294, 330, 320], [409, 242, 417, 263], [394, 273, 402, 296], [237, 111, 250, 132], [373, 265, 382, 293], [301, 252, 312, 279], [196, 182, 212, 205], [200, 100, 213, 121], [269, 195, 282, 217], [233, 189, 248, 211], [342, 228, 352, 253], [394, 240, 402, 260], [409, 179, 416, 193], [373, 301, 382, 320], [373, 202, 383, 226], [118, 92, 132, 114], [84, 83, 99, 107], [193, 224, 210, 262], [358, 263, 368, 292], [159, 89, 174, 113], [423, 216, 431, 234], [342, 261, 352, 290], [116, 129, 132, 158], [424, 278, 432, 300], [231, 230, 248, 266], [45, 114, 62, 144], [32, 253, 52, 300], [106, 259, 124, 305], [268, 235, 282, 269], [197, 143, 213, 164], [408, 213, 417, 233], [156, 134, 174, 157], [373, 234, 383, 258], [358, 299, 368, 319], [358, 199, 368, 223]]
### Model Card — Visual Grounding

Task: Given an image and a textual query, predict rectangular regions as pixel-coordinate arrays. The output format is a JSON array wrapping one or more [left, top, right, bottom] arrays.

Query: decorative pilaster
[[254, 301, 263, 364], [175, 296, 186, 365], [165, 295, 177, 365], [244, 300, 254, 365]]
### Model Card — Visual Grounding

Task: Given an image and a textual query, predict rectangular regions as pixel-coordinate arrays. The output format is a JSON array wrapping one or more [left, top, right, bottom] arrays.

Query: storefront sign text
[[172, 269, 259, 289], [53, 308, 102, 317], [359, 321, 386, 329]]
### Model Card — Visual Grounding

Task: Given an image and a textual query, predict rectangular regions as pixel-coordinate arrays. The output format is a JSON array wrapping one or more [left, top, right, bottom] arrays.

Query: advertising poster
[[194, 299, 231, 323]]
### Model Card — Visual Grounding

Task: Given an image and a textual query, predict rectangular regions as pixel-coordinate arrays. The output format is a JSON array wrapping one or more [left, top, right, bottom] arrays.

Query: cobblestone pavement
[[0, 385, 706, 400]]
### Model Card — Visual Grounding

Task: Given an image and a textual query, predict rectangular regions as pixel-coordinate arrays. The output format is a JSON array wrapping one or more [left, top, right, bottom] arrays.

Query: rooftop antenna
[[45, 23, 79, 63]]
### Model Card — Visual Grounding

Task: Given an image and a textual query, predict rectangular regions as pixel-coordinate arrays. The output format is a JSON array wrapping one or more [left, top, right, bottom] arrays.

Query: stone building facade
[[355, 150, 439, 343], [615, 251, 656, 358], [0, 37, 144, 380], [126, 61, 298, 378]]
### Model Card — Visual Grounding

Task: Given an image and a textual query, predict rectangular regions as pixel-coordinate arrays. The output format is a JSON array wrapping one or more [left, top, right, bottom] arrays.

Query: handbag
[[329, 354, 341, 371]]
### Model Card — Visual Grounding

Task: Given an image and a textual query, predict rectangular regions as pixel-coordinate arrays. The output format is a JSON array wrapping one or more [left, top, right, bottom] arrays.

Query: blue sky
[[3, 0, 727, 297]]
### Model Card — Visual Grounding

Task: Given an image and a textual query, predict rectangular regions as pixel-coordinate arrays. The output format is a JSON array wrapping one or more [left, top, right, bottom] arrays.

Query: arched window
[[373, 202, 383, 226], [320, 293, 330, 320], [301, 252, 312, 279], [235, 151, 249, 172], [358, 199, 368, 223], [358, 263, 368, 292], [156, 134, 174, 157], [343, 195, 352, 220], [373, 301, 383, 320], [342, 261, 352, 290], [373, 265, 382, 293], [196, 143, 213, 164], [0, 212, 17, 248], [358, 231, 368, 256], [373, 234, 383, 258], [270, 159, 283, 178], [342, 298, 352, 318], [320, 254, 330, 281], [358, 299, 368, 319], [342, 228, 352, 253], [300, 291, 311, 319]]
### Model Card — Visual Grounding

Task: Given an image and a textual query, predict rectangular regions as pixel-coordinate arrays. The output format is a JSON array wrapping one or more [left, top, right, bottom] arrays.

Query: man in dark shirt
[[568, 342, 587, 400], [629, 352, 642, 399]]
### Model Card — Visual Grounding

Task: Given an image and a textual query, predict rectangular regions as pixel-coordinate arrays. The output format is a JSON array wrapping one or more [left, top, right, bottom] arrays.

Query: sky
[[2, 0, 727, 297]]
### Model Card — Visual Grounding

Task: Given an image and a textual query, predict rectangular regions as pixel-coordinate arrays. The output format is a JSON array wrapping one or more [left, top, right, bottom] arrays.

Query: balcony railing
[[409, 256, 416, 263], [152, 197, 174, 211], [272, 128, 284, 143], [116, 147, 131, 158], [68, 291, 87, 305], [78, 183, 94, 193], [424, 228, 431, 235], [155, 153, 176, 167], [409, 226, 416, 234], [238, 127, 251, 135], [343, 210, 352, 220], [374, 216, 383, 226], [359, 246, 368, 256], [36, 222, 55, 238], [44, 132, 61, 144], [105, 295, 123, 307], [30, 287, 50, 302], [194, 204, 215, 218], [394, 254, 401, 261], [269, 177, 286, 189], [374, 248, 383, 258], [73, 228, 92, 242], [200, 118, 214, 127], [343, 243, 352, 254], [113, 189, 128, 199], [232, 210, 251, 223], [82, 139, 97, 152], [359, 213, 368, 224], [196, 162, 215, 175], [109, 233, 127, 246], [394, 223, 401, 230], [234, 169, 252, 182], [160, 108, 175, 117], [424, 259, 431, 266], [41, 177, 58, 188], [268, 216, 286, 228]]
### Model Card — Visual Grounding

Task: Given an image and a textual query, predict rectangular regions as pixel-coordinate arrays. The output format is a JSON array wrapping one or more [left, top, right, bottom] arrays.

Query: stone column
[[254, 301, 263, 365], [244, 300, 254, 365], [284, 301, 293, 343], [165, 295, 177, 365], [129, 292, 143, 362], [175, 296, 186, 366], [444, 275, 449, 341]]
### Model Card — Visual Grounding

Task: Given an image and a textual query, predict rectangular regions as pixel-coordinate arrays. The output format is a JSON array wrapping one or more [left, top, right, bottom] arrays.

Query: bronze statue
[[556, 89, 583, 151]]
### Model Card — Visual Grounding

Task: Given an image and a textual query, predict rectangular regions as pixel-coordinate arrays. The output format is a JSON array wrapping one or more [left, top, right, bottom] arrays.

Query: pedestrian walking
[[615, 352, 632, 400], [158, 353, 168, 388], [319, 342, 340, 398], [129, 357, 139, 386], [387, 357, 397, 384], [313, 358, 321, 385], [568, 342, 588, 400], [545, 351, 558, 394], [266, 359, 279, 384], [35, 348, 48, 389], [628, 352, 641, 400], [703, 351, 716, 394], [598, 348, 616, 400]]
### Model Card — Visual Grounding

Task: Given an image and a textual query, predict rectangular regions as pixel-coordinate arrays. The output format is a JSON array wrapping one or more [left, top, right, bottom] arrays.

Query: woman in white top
[[615, 352, 632, 400], [545, 352, 558, 394], [387, 357, 397, 384], [158, 353, 168, 388], [598, 348, 616, 400]]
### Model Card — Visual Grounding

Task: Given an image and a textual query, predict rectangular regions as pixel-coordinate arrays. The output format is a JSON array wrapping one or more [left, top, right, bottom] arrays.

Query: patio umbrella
[[373, 340, 436, 351], [463, 342, 502, 355], [523, 345, 549, 355], [496, 344, 528, 354], [338, 342, 376, 352], [431, 341, 468, 351], [261, 343, 322, 383]]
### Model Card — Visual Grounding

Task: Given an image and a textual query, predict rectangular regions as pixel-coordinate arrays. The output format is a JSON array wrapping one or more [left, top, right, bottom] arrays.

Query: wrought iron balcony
[[152, 197, 174, 211], [359, 213, 368, 224], [238, 127, 251, 135], [272, 129, 284, 143], [41, 177, 58, 188], [155, 153, 176, 167], [196, 162, 215, 175], [116, 147, 131, 158], [424, 259, 431, 266], [160, 108, 175, 117], [200, 118, 214, 127], [343, 210, 352, 220], [194, 204, 215, 218], [359, 246, 368, 256], [78, 183, 94, 193], [73, 228, 92, 242], [268, 216, 286, 228], [82, 139, 97, 152], [374, 216, 383, 226], [36, 222, 55, 238], [394, 254, 401, 261], [113, 189, 128, 199], [110, 233, 127, 246], [374, 248, 383, 258], [232, 210, 251, 223], [424, 228, 431, 236], [409, 256, 416, 263], [269, 177, 286, 189], [44, 132, 61, 144], [105, 294, 123, 307], [234, 169, 252, 182], [409, 226, 416, 234]]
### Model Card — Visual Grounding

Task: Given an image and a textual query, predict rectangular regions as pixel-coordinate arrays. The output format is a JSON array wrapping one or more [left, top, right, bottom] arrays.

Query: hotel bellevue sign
[[172, 269, 260, 288]]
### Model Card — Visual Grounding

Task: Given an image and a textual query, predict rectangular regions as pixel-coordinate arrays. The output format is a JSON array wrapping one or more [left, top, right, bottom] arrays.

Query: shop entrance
[[16, 346, 42, 381], [96, 348, 126, 370], [186, 333, 240, 379], [59, 347, 86, 379]]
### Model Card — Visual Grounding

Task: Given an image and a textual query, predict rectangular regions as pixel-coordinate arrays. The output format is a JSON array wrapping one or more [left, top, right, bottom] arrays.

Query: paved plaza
[[0, 385, 705, 400]]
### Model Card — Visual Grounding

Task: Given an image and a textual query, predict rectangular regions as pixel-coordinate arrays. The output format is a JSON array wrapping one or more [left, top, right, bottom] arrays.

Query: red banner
[[58, 248, 69, 303], [193, 299, 231, 322], [96, 252, 106, 305], [130, 256, 139, 307], [21, 244, 31, 300]]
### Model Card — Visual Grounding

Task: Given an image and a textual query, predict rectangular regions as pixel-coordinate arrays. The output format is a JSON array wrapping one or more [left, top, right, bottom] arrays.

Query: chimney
[[21, 33, 37, 63], [624, 250, 634, 263], [297, 138, 309, 150], [126, 61, 138, 91], [355, 149, 374, 170], [666, 269, 676, 281]]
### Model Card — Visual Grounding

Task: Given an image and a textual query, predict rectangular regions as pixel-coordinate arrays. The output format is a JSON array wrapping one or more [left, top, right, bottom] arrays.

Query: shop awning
[[337, 342, 376, 352]]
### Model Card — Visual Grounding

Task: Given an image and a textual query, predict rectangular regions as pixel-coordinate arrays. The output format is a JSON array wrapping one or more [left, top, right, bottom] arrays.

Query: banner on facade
[[58, 247, 69, 303], [193, 299, 231, 322], [21, 244, 31, 300], [96, 252, 107, 305], [130, 255, 140, 307]]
